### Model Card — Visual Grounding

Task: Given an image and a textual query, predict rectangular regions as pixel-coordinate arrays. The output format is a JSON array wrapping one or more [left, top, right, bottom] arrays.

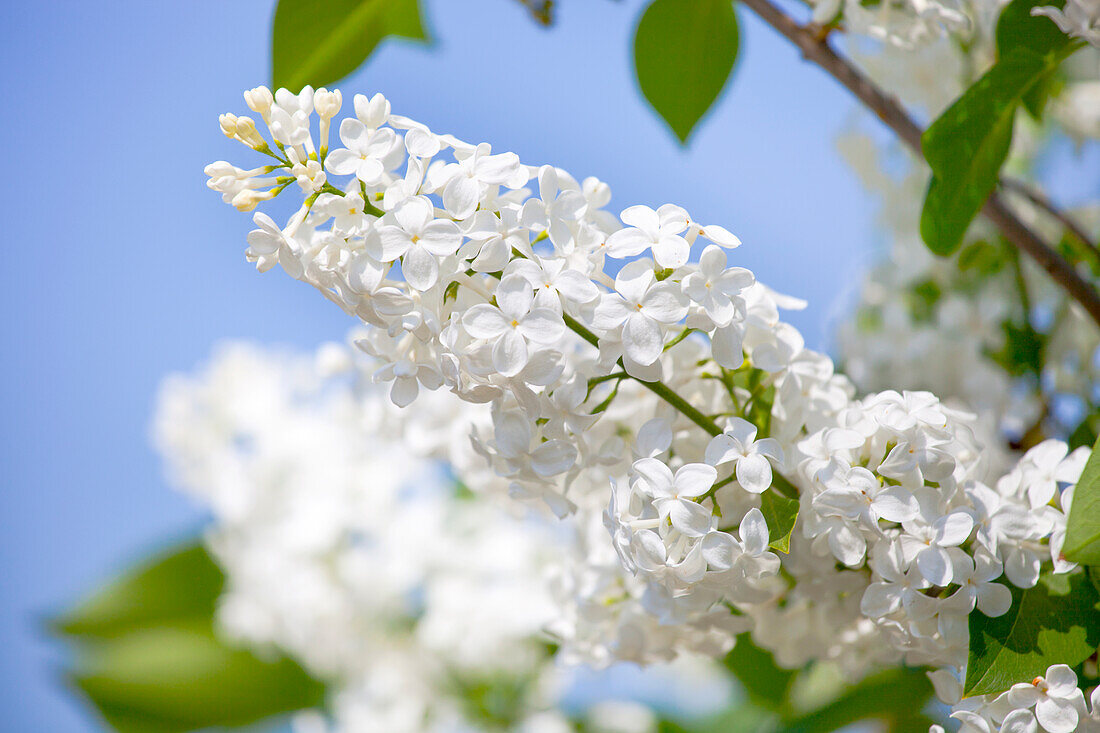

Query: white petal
[[462, 304, 509, 338], [704, 434, 739, 466], [401, 245, 438, 291], [496, 274, 535, 320], [861, 582, 900, 618], [665, 500, 712, 537], [418, 220, 462, 255], [1035, 697, 1079, 733], [622, 312, 663, 366], [519, 309, 566, 344], [917, 546, 953, 586], [702, 224, 741, 248], [739, 508, 770, 555], [711, 324, 744, 369], [635, 419, 672, 458], [377, 226, 413, 261], [674, 463, 718, 498], [976, 582, 1012, 617], [651, 234, 690, 269], [701, 531, 740, 570], [1044, 665, 1078, 697], [492, 329, 529, 377], [531, 440, 578, 476], [632, 457, 674, 498], [641, 285, 688, 323], [736, 453, 773, 494], [443, 175, 480, 219], [934, 512, 975, 547], [873, 487, 920, 523], [553, 269, 600, 303], [389, 375, 419, 407], [393, 195, 433, 233], [619, 204, 659, 232], [1000, 710, 1037, 733]]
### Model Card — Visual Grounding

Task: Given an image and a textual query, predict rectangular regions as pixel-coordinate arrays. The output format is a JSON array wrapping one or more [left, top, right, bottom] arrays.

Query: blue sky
[[1, 1, 1092, 730]]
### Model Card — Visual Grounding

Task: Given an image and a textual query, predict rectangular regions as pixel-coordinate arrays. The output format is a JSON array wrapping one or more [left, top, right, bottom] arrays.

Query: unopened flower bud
[[314, 88, 343, 120], [219, 113, 239, 138], [244, 86, 274, 120], [231, 188, 276, 212]]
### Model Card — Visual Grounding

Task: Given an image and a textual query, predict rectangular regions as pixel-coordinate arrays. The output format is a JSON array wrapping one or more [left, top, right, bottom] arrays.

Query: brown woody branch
[[739, 0, 1100, 328]]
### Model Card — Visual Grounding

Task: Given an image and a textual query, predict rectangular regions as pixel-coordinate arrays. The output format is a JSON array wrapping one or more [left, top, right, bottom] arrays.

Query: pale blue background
[[1, 0, 1095, 730]]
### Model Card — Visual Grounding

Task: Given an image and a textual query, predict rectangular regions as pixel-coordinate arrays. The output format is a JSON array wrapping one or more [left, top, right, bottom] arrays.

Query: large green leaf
[[271, 0, 428, 91], [633, 0, 739, 143], [55, 542, 328, 732], [760, 484, 799, 554], [70, 624, 326, 733], [964, 571, 1100, 696], [55, 543, 222, 639], [919, 47, 1058, 256], [1063, 435, 1100, 564]]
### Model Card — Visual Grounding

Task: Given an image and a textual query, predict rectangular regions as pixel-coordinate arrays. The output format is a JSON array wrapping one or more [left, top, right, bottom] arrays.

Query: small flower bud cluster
[[206, 88, 1096, 719]]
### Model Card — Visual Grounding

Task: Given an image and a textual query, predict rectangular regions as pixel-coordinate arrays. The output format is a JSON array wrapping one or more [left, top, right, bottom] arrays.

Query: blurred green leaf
[[70, 624, 325, 732], [724, 633, 798, 710], [996, 0, 1068, 57], [996, 0, 1070, 117], [1063, 435, 1100, 564], [783, 667, 934, 732], [54, 543, 222, 639], [55, 542, 327, 732], [957, 240, 1007, 275], [658, 701, 777, 733], [271, 0, 427, 91], [633, 0, 739, 143], [760, 487, 799, 554], [965, 570, 1100, 696], [920, 46, 1064, 256], [987, 318, 1045, 378]]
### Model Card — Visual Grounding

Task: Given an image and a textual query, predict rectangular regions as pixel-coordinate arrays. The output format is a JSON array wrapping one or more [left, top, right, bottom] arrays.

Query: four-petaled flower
[[704, 417, 783, 494], [462, 274, 566, 377]]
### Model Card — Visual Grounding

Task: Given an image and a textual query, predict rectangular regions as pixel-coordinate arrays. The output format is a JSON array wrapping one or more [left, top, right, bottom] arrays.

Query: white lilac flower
[[462, 274, 565, 377], [592, 259, 689, 367], [631, 458, 717, 537], [374, 196, 462, 291], [704, 417, 782, 494], [1008, 665, 1087, 733], [604, 204, 692, 269]]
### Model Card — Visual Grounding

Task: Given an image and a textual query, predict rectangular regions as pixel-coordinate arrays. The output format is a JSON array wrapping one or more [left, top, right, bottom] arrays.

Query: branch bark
[[1000, 177, 1100, 258], [738, 0, 1100, 328]]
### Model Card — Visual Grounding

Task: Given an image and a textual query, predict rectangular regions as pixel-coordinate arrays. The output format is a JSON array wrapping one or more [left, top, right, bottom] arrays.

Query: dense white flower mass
[[156, 341, 732, 732], [206, 87, 1098, 732]]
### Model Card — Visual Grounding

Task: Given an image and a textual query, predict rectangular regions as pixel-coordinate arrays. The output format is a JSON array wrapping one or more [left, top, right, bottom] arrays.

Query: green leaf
[[723, 633, 798, 710], [997, 0, 1069, 59], [920, 47, 1058, 256], [271, 0, 427, 91], [760, 481, 799, 554], [996, 0, 1070, 118], [70, 624, 325, 732], [1063, 435, 1100, 564], [54, 543, 223, 639], [987, 318, 1045, 378], [55, 542, 328, 732], [633, 0, 739, 143], [783, 667, 933, 733], [965, 570, 1100, 696]]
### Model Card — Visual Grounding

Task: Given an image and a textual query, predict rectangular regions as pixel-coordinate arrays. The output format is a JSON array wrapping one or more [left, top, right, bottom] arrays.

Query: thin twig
[[1000, 177, 1100, 259], [738, 0, 1100, 329]]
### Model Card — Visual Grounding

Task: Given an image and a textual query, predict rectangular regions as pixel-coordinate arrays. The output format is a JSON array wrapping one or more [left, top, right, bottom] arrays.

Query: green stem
[[562, 314, 721, 436]]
